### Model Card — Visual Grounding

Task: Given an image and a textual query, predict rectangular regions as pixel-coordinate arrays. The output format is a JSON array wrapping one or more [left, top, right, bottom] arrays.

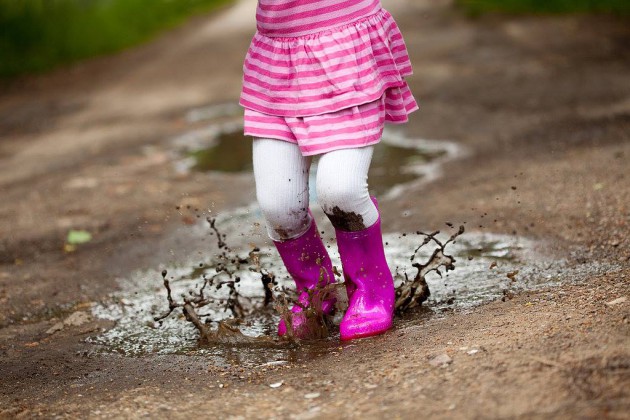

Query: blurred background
[[0, 0, 229, 78], [1, 0, 629, 79]]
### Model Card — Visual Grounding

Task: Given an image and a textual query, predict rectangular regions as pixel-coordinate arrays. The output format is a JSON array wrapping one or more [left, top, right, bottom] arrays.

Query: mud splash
[[150, 216, 463, 344], [88, 222, 342, 365], [89, 205, 618, 364], [87, 102, 620, 364], [89, 195, 628, 367]]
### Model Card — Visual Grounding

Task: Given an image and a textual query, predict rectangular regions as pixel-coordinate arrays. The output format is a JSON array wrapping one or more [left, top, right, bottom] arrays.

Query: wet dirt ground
[[1, 0, 629, 417]]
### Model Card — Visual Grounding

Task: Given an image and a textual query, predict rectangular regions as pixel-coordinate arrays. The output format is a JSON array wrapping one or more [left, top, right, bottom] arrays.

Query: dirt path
[[1, 0, 629, 417]]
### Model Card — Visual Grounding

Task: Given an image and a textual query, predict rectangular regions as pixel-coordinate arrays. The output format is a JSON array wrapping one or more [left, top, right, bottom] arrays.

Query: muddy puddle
[[171, 103, 466, 197], [87, 103, 620, 366], [89, 206, 618, 366]]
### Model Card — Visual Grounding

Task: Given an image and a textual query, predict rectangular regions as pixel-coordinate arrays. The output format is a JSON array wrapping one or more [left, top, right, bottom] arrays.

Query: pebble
[[429, 354, 453, 367], [269, 381, 283, 389], [46, 311, 91, 334], [606, 297, 627, 306], [46, 322, 65, 335], [304, 392, 320, 399], [64, 311, 91, 326]]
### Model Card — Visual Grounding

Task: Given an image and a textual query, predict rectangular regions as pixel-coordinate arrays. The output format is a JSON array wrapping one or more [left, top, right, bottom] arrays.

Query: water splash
[[89, 210, 617, 361], [87, 102, 622, 364]]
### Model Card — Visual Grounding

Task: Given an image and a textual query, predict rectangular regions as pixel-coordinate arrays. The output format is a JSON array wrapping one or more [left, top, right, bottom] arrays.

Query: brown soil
[[324, 206, 367, 231], [1, 0, 628, 417]]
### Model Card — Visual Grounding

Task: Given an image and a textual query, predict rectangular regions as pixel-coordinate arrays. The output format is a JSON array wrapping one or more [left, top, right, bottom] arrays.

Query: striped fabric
[[244, 85, 418, 156], [240, 1, 418, 155], [256, 0, 382, 38]]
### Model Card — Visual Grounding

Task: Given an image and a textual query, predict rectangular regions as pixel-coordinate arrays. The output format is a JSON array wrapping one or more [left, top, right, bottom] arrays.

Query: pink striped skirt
[[240, 7, 418, 156]]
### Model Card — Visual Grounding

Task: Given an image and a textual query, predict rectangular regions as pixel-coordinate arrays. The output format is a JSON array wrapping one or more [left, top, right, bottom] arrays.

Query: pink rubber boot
[[335, 198, 395, 341], [274, 216, 336, 338]]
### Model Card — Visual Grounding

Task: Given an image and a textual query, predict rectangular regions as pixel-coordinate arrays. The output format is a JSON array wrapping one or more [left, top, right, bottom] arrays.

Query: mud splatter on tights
[[252, 138, 379, 241]]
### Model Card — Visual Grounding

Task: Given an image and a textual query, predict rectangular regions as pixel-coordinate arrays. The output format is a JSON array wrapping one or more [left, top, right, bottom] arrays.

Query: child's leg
[[252, 138, 312, 240], [316, 146, 395, 341], [252, 138, 335, 338], [315, 146, 378, 231]]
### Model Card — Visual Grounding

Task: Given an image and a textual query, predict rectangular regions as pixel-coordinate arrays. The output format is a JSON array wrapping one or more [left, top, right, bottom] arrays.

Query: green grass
[[0, 0, 230, 78], [457, 0, 630, 16]]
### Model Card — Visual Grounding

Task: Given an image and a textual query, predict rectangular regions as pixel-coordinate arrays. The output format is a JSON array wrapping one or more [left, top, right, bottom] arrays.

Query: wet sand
[[1, 0, 629, 417]]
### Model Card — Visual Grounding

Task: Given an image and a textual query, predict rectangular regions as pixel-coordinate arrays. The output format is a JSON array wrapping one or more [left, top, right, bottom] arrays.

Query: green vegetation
[[457, 0, 630, 16], [0, 0, 230, 78]]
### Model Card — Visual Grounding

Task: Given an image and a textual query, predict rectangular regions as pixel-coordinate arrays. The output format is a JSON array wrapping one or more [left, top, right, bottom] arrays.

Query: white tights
[[252, 138, 379, 241]]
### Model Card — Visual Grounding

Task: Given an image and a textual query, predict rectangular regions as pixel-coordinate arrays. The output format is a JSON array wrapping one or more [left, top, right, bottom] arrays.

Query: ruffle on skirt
[[240, 8, 418, 120]]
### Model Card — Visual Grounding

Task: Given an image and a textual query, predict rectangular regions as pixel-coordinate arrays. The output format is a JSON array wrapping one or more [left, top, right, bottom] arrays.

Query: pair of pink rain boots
[[274, 198, 395, 341]]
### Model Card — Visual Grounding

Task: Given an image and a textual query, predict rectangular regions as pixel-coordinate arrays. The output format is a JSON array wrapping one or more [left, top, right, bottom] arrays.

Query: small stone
[[46, 322, 65, 335], [467, 349, 480, 355], [269, 381, 284, 388], [64, 177, 99, 190], [606, 297, 627, 306], [506, 270, 519, 281], [429, 354, 452, 367], [304, 392, 320, 399], [63, 311, 91, 327]]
